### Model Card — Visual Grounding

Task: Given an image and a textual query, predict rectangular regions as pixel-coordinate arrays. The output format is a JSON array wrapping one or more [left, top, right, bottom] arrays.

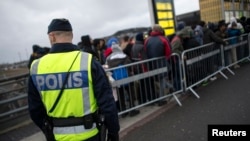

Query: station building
[[199, 0, 250, 22]]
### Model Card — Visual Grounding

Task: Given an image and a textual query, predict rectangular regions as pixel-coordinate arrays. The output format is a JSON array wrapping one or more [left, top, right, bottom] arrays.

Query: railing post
[[181, 52, 187, 93], [248, 33, 250, 58], [220, 44, 225, 68]]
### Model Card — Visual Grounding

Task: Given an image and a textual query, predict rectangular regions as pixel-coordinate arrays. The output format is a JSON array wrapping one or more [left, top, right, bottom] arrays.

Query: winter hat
[[107, 37, 119, 48], [32, 44, 40, 52], [177, 21, 186, 31], [48, 18, 72, 34], [81, 35, 92, 47], [135, 33, 144, 42]]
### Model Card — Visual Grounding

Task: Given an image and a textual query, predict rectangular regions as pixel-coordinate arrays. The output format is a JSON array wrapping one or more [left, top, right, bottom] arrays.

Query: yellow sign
[[156, 2, 172, 10], [150, 0, 176, 35], [157, 11, 173, 19], [156, 2, 175, 35]]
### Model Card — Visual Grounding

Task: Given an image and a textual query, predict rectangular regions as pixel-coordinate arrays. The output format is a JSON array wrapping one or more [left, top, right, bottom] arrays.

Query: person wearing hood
[[171, 26, 198, 55], [106, 43, 140, 117], [228, 17, 244, 34], [171, 26, 199, 90], [106, 43, 130, 68]]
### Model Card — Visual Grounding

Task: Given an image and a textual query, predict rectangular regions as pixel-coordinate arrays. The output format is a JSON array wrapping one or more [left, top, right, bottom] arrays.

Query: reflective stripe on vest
[[30, 51, 98, 140], [53, 123, 97, 134]]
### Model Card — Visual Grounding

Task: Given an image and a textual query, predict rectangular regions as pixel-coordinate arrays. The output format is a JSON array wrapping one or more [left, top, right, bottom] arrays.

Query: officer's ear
[[48, 32, 56, 44]]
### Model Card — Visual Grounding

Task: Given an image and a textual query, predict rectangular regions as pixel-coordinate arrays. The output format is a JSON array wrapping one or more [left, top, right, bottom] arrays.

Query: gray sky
[[0, 0, 199, 64]]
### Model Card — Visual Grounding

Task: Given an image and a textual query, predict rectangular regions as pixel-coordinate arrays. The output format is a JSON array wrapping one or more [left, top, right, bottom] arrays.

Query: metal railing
[[0, 33, 249, 125], [105, 53, 183, 115], [181, 33, 250, 98], [0, 73, 29, 123]]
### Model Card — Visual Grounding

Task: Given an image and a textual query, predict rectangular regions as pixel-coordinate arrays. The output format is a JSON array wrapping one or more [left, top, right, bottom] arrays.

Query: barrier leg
[[173, 94, 182, 106], [219, 71, 229, 79], [189, 87, 200, 99], [225, 67, 235, 75], [247, 57, 250, 61]]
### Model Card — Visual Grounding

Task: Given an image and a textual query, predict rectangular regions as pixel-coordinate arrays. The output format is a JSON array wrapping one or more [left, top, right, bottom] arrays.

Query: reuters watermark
[[208, 125, 250, 140]]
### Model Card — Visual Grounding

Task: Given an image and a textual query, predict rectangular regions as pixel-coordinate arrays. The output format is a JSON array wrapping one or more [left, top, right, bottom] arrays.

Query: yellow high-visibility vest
[[30, 51, 98, 141]]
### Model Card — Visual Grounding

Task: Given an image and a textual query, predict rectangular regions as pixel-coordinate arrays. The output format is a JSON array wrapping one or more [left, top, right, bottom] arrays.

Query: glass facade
[[199, 0, 250, 23]]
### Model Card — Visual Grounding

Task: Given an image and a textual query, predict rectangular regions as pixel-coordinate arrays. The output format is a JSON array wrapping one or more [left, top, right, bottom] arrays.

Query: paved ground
[[0, 99, 180, 141], [1, 63, 250, 141], [122, 63, 250, 141]]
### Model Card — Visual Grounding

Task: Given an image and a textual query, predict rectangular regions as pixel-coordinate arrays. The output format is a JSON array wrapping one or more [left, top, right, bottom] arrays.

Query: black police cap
[[47, 18, 72, 34]]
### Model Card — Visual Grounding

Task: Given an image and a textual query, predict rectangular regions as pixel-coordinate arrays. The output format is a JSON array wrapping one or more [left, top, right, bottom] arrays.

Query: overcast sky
[[0, 0, 199, 64]]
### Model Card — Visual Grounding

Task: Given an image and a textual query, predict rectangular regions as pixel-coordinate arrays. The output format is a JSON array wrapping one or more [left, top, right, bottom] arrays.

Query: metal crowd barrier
[[105, 54, 183, 116], [181, 33, 250, 98], [222, 34, 250, 75], [0, 73, 28, 123]]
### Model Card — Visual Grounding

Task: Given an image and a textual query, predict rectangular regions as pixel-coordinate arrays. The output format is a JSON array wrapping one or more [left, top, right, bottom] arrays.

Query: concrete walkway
[[122, 63, 250, 141]]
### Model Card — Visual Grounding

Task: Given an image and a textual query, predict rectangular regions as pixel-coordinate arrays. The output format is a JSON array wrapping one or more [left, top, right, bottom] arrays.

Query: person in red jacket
[[145, 24, 171, 59], [144, 24, 172, 106]]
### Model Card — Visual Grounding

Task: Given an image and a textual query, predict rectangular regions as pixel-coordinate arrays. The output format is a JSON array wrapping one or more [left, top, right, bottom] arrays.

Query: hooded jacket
[[106, 43, 131, 68], [171, 26, 198, 53], [228, 17, 244, 33], [144, 31, 171, 59]]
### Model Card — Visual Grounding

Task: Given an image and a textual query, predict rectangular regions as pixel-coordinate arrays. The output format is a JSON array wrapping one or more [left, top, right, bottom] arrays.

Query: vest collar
[[50, 43, 79, 53]]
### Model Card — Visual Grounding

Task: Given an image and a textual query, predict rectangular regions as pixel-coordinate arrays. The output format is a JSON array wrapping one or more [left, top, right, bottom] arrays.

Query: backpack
[[112, 65, 129, 80]]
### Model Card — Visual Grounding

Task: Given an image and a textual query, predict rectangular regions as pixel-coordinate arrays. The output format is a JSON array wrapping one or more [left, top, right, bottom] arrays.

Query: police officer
[[28, 18, 120, 141]]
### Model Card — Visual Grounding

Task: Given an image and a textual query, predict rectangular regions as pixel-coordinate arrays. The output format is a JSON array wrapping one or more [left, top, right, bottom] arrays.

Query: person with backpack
[[106, 43, 140, 117]]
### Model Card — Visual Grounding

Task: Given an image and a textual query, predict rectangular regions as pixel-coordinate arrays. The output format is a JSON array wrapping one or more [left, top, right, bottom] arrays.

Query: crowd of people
[[28, 16, 250, 118]]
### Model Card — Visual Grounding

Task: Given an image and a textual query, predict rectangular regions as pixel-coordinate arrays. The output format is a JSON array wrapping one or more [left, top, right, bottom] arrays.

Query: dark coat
[[131, 41, 145, 61], [202, 27, 226, 45], [145, 31, 171, 59], [227, 28, 241, 45], [145, 31, 171, 71]]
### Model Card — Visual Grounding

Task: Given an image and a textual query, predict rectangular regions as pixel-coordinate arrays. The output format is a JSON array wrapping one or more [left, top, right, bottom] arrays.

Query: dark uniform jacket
[[28, 43, 120, 136]]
